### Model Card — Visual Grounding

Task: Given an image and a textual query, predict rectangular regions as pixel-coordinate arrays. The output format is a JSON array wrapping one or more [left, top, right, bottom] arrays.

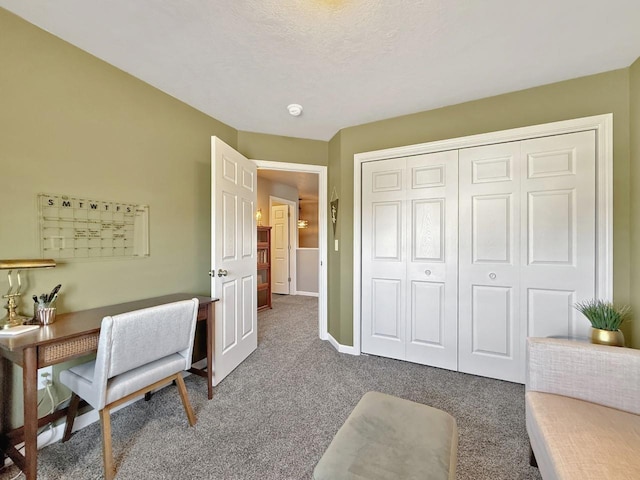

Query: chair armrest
[[526, 337, 640, 415]]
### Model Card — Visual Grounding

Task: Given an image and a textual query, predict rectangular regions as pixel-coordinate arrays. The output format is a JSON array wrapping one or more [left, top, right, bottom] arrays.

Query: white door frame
[[269, 196, 297, 294], [353, 114, 614, 355], [254, 160, 328, 341]]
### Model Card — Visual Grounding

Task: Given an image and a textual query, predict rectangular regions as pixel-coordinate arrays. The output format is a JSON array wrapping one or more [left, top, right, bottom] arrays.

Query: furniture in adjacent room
[[314, 391, 458, 480], [257, 226, 272, 311], [0, 293, 217, 480], [526, 337, 640, 479], [59, 298, 199, 480]]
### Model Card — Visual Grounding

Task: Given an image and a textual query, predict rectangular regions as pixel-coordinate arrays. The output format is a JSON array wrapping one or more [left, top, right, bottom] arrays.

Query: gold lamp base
[[0, 292, 30, 330], [591, 328, 625, 347], [0, 259, 56, 330]]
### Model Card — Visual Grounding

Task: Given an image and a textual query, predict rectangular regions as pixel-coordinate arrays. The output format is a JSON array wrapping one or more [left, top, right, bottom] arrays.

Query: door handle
[[217, 269, 228, 277], [208, 270, 214, 277]]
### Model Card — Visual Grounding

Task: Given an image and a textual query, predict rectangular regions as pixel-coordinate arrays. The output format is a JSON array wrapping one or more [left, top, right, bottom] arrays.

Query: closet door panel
[[459, 142, 523, 383], [406, 151, 458, 370], [521, 131, 596, 340], [528, 190, 574, 264], [411, 280, 444, 345], [527, 289, 576, 338], [471, 285, 513, 357], [361, 159, 407, 360], [371, 278, 402, 338], [472, 194, 513, 264]]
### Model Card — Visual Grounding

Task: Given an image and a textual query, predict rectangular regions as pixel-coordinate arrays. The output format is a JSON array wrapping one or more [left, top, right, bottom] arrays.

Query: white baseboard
[[0, 394, 143, 468], [327, 333, 359, 356], [295, 291, 319, 297], [4, 378, 181, 467], [44, 394, 142, 444]]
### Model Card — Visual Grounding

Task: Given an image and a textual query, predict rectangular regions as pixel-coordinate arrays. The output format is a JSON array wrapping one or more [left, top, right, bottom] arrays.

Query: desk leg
[[0, 356, 12, 465], [207, 303, 214, 400], [23, 347, 38, 480]]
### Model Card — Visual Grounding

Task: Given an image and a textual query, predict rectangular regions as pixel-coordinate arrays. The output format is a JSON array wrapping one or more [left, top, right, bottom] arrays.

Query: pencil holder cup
[[37, 307, 57, 325]]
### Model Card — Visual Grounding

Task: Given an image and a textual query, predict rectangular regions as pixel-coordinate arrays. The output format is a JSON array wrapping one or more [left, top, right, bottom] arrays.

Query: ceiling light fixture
[[287, 104, 303, 117], [297, 199, 308, 229]]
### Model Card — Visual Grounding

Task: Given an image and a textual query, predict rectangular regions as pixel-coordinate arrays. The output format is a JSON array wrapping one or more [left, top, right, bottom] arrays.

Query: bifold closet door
[[458, 142, 523, 383], [458, 131, 596, 383], [520, 131, 596, 341], [404, 152, 458, 370], [361, 151, 458, 370], [361, 157, 406, 361]]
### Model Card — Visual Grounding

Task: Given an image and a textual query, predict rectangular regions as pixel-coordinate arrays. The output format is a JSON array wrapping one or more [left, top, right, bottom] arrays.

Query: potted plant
[[574, 299, 631, 347]]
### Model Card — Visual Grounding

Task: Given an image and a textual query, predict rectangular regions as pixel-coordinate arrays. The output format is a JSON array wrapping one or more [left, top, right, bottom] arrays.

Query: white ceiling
[[3, 1, 640, 141]]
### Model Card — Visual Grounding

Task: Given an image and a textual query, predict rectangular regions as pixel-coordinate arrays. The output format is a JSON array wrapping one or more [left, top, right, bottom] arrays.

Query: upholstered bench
[[313, 392, 458, 480]]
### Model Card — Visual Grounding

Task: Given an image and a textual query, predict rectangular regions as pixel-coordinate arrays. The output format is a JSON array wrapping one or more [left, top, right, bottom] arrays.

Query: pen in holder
[[34, 284, 61, 326]]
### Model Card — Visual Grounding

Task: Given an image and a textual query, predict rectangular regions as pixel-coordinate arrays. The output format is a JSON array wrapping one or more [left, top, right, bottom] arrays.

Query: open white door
[[211, 136, 257, 385], [271, 204, 290, 294]]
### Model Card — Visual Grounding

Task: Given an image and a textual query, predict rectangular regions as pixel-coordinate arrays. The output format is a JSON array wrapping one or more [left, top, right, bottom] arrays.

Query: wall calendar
[[38, 193, 149, 260]]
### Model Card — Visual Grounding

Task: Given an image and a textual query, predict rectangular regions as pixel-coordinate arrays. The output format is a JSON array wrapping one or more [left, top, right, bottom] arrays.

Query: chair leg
[[174, 374, 196, 426], [99, 408, 116, 480], [62, 393, 80, 442]]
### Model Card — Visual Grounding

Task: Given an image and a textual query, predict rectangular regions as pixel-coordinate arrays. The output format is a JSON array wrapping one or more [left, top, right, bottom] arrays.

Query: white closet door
[[458, 142, 523, 383], [520, 131, 596, 341], [362, 152, 458, 367], [405, 151, 458, 370], [459, 132, 596, 383], [361, 158, 407, 360]]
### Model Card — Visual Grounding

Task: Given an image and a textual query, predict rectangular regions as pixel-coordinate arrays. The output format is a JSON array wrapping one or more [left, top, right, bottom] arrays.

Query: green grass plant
[[574, 299, 631, 331]]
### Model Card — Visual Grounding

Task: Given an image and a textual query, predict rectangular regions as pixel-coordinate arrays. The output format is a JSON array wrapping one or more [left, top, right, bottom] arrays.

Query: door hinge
[[288, 277, 291, 282]]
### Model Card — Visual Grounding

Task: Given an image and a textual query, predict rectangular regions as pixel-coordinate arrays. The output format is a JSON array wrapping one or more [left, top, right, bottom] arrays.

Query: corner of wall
[[327, 131, 343, 341], [628, 56, 640, 348]]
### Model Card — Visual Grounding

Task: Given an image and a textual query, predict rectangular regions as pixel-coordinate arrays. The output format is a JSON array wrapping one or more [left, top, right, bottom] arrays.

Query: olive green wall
[[0, 8, 238, 428], [327, 131, 342, 340], [331, 69, 633, 347], [0, 9, 328, 428], [630, 57, 640, 347], [237, 131, 328, 166], [0, 8, 236, 309]]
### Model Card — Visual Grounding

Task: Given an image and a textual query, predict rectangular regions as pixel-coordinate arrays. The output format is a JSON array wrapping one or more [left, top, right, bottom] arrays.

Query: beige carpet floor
[[1, 295, 541, 479]]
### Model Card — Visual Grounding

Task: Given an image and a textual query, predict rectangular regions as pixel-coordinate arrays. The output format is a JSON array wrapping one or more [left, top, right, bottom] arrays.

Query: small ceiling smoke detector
[[287, 104, 303, 117]]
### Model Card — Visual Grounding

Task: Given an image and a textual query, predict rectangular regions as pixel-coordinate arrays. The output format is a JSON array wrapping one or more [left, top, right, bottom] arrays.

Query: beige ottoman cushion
[[314, 392, 457, 480]]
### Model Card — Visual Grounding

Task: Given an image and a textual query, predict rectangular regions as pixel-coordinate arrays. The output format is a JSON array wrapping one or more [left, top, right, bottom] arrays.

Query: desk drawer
[[40, 333, 100, 367]]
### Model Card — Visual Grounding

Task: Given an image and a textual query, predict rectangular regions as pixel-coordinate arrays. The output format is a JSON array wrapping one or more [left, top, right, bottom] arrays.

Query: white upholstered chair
[[59, 298, 199, 480]]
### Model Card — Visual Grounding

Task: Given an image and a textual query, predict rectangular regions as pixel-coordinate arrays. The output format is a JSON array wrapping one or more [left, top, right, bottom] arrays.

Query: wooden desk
[[0, 293, 217, 480]]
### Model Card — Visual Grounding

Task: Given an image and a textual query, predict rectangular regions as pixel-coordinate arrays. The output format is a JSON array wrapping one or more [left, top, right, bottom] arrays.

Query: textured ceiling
[[2, 1, 640, 140]]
